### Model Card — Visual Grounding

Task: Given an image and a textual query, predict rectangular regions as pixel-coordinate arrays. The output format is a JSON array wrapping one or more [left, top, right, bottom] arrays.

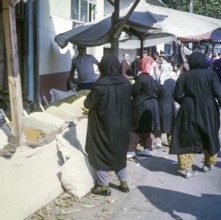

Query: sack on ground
[[50, 88, 77, 103], [57, 133, 95, 198]]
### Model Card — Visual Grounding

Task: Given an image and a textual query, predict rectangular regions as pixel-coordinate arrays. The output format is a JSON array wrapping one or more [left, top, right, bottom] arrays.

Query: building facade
[[0, 0, 171, 110]]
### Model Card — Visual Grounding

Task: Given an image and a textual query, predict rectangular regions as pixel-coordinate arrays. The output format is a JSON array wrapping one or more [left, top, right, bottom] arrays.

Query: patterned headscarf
[[141, 56, 155, 74]]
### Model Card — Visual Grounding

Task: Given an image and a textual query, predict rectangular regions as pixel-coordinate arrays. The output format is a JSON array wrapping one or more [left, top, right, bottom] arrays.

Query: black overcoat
[[170, 52, 221, 155], [158, 78, 176, 133], [84, 74, 132, 170], [132, 73, 160, 133]]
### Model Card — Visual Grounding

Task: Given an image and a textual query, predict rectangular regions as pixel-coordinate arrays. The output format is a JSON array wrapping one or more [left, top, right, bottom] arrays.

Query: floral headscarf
[[141, 56, 159, 80], [141, 56, 155, 74]]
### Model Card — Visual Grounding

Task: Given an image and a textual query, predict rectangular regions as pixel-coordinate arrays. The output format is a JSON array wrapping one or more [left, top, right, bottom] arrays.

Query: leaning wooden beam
[[2, 0, 24, 146], [113, 0, 140, 39], [111, 0, 140, 56], [106, 0, 114, 7]]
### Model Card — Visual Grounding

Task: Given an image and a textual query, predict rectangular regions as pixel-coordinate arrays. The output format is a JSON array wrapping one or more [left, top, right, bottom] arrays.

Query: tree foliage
[[162, 0, 221, 19]]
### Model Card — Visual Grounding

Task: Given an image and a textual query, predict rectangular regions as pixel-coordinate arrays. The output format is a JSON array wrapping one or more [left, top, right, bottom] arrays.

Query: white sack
[[28, 112, 68, 132], [0, 129, 8, 149], [50, 88, 77, 103], [46, 106, 76, 122], [24, 116, 58, 135], [57, 125, 95, 198], [0, 140, 63, 220]]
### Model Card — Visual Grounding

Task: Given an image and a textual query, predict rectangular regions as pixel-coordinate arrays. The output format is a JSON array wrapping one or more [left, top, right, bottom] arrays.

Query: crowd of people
[[70, 46, 221, 196], [207, 52, 221, 83]]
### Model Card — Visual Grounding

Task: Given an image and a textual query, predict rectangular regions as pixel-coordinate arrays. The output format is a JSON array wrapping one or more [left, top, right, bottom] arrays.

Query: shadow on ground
[[134, 156, 182, 177], [135, 148, 221, 177], [138, 185, 221, 220]]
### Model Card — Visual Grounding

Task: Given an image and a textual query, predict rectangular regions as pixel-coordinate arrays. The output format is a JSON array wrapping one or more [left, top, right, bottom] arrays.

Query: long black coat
[[158, 78, 176, 133], [84, 55, 132, 171], [169, 52, 221, 155], [132, 73, 160, 133]]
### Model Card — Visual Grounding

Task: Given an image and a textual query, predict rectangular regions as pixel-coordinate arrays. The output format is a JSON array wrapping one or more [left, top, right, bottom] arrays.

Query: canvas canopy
[[105, 33, 176, 49], [54, 2, 221, 49]]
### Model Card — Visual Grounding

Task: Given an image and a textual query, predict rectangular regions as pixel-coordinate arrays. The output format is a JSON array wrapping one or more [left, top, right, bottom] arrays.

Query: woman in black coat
[[84, 54, 132, 195], [128, 56, 160, 157], [158, 63, 177, 146], [169, 51, 221, 178]]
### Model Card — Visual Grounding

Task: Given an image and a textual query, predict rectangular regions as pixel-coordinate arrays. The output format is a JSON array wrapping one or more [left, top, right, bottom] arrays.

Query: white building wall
[[38, 0, 104, 76], [92, 0, 104, 62], [38, 0, 73, 75]]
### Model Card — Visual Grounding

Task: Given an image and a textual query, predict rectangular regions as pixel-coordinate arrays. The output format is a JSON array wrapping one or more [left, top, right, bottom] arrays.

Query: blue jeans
[[95, 168, 127, 186], [78, 82, 94, 90]]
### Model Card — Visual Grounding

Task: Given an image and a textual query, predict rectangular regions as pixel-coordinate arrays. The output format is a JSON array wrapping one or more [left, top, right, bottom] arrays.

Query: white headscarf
[[159, 63, 172, 85]]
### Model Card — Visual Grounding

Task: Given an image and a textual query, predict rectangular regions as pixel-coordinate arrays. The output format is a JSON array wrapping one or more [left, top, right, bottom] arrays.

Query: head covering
[[189, 52, 208, 70], [99, 54, 120, 75], [159, 63, 172, 85], [141, 56, 155, 74]]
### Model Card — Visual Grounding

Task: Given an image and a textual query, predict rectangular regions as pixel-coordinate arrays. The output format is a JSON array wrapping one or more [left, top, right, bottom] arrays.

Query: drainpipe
[[33, 0, 39, 103]]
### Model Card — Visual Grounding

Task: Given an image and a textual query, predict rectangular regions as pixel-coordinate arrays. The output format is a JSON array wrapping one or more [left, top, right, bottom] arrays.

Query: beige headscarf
[[159, 63, 172, 85]]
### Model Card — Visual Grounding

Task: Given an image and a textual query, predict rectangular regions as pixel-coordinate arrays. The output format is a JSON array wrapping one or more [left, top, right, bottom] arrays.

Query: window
[[71, 0, 96, 23]]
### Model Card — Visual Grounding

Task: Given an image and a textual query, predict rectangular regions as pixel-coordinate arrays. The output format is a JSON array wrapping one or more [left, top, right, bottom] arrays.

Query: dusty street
[[28, 147, 221, 220]]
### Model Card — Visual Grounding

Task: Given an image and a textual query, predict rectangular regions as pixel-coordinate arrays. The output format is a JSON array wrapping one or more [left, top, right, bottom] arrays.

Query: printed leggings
[[177, 150, 217, 171]]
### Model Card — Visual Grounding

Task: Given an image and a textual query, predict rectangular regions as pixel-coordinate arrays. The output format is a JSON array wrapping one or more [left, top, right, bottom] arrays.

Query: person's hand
[[82, 107, 89, 115]]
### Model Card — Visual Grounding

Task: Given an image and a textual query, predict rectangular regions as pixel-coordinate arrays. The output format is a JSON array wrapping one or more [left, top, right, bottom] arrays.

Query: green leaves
[[163, 0, 221, 19]]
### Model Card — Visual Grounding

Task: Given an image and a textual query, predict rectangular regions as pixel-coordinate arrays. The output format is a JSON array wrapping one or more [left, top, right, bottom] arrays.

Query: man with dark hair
[[70, 46, 99, 90]]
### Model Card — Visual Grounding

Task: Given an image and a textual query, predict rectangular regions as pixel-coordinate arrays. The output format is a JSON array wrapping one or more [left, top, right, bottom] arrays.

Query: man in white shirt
[[70, 46, 99, 90]]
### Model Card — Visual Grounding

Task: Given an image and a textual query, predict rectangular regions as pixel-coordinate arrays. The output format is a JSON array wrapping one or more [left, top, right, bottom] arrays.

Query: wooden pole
[[110, 0, 119, 57], [2, 0, 24, 146], [111, 0, 140, 57], [113, 0, 140, 39]]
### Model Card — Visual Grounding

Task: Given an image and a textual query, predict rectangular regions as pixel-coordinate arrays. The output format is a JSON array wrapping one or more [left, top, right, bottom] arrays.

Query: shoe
[[119, 185, 130, 193], [136, 149, 152, 157], [185, 169, 198, 179], [127, 151, 136, 159], [203, 164, 213, 172], [91, 185, 111, 196]]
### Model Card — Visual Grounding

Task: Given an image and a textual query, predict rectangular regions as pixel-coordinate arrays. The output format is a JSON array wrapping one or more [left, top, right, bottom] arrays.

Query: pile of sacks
[[0, 90, 95, 220]]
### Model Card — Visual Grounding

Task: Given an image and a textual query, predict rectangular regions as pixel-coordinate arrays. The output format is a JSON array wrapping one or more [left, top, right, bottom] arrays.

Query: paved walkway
[[34, 147, 221, 220]]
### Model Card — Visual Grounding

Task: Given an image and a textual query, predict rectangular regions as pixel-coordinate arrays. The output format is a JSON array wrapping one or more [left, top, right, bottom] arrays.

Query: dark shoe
[[91, 186, 111, 196], [119, 185, 130, 193]]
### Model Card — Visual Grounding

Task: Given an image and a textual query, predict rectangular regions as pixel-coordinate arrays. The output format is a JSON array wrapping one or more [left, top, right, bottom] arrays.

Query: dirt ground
[[25, 147, 170, 220], [25, 136, 221, 220]]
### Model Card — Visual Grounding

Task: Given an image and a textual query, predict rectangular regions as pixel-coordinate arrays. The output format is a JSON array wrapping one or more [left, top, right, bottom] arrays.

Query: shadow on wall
[[40, 71, 70, 103], [39, 0, 73, 103]]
